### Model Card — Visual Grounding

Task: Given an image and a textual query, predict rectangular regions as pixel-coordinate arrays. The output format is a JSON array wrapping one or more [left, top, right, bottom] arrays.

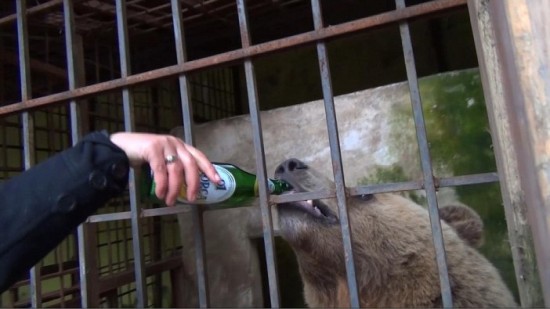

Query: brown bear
[[274, 158, 517, 308]]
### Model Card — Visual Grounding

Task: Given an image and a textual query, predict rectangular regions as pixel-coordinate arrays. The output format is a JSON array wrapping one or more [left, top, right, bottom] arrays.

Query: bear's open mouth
[[278, 191, 338, 223]]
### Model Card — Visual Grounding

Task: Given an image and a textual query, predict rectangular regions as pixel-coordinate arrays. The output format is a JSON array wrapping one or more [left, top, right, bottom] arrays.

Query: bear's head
[[274, 158, 516, 308]]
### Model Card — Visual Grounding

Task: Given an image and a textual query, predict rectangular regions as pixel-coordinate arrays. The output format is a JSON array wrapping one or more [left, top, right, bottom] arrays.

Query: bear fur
[[274, 158, 517, 308]]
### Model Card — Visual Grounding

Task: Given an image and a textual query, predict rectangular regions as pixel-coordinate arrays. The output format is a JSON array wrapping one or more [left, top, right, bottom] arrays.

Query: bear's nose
[[275, 158, 308, 176]]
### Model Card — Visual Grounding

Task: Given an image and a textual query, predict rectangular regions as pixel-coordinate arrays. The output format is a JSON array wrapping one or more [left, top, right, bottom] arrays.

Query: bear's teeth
[[305, 200, 322, 216], [313, 206, 322, 215]]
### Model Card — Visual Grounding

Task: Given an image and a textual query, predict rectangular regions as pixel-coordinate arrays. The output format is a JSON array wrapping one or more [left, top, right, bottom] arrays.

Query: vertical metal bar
[[0, 35, 4, 104], [16, 0, 31, 103], [115, 0, 147, 307], [16, 0, 41, 306], [237, 0, 280, 308], [236, 0, 281, 307], [171, 0, 211, 307], [171, 0, 193, 143], [395, 0, 452, 307], [309, 0, 360, 307], [62, 1, 91, 307]]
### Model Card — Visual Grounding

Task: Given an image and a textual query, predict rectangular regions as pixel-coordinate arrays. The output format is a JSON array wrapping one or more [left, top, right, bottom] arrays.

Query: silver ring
[[165, 154, 177, 164]]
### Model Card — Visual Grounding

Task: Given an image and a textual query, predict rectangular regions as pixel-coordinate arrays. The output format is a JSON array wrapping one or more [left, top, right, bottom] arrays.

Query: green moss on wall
[[366, 68, 518, 301]]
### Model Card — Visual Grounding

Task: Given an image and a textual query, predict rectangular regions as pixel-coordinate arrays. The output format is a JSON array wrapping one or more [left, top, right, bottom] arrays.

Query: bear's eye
[[357, 194, 373, 201]]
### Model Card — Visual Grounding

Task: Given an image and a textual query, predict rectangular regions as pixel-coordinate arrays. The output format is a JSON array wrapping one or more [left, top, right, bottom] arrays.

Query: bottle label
[[177, 165, 236, 204], [267, 180, 275, 193], [254, 178, 275, 194]]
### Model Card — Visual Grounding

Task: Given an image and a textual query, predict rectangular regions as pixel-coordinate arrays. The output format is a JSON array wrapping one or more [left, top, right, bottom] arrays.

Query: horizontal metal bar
[[87, 205, 192, 222], [141, 205, 190, 217], [438, 172, 499, 187], [349, 172, 499, 196], [349, 180, 423, 196], [87, 211, 131, 223], [0, 0, 63, 26], [0, 0, 466, 116], [269, 189, 335, 204], [86, 172, 499, 223]]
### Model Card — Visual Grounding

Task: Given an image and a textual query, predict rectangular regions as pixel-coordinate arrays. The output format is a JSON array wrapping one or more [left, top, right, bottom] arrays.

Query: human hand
[[110, 132, 221, 206]]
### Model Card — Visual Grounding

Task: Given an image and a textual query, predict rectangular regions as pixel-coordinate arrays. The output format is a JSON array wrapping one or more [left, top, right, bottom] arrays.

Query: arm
[[0, 131, 219, 292], [0, 131, 128, 292]]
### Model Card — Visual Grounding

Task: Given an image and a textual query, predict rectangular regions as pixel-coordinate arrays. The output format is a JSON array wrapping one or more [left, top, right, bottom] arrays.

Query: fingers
[[175, 145, 199, 204], [185, 144, 221, 184], [177, 143, 222, 204], [146, 143, 170, 203], [164, 148, 185, 206], [144, 137, 186, 206]]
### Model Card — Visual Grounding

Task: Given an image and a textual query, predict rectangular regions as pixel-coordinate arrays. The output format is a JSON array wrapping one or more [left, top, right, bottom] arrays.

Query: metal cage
[[0, 0, 548, 308]]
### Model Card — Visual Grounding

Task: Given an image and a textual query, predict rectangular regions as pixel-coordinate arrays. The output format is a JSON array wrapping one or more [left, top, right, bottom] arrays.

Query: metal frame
[[467, 0, 548, 306], [5, 0, 546, 307]]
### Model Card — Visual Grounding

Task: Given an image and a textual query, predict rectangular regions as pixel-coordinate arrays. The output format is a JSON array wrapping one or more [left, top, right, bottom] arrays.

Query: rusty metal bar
[[0, 0, 466, 115], [115, 0, 147, 307], [171, 0, 211, 306], [396, 0, 452, 306], [0, 0, 63, 27], [310, 0, 360, 307], [236, 0, 281, 307], [16, 0, 42, 306]]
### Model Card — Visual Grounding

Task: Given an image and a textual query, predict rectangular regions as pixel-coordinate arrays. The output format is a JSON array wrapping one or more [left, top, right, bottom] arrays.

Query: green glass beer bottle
[[142, 163, 292, 207]]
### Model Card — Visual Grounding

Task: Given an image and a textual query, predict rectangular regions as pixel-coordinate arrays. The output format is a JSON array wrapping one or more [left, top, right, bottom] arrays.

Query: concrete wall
[[175, 78, 422, 185]]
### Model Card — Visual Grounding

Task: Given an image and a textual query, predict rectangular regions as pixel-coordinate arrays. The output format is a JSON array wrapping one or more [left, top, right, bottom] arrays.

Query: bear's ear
[[439, 205, 484, 248]]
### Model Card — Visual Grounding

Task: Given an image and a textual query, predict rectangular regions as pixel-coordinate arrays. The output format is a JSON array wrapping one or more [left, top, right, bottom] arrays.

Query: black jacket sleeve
[[0, 131, 129, 292]]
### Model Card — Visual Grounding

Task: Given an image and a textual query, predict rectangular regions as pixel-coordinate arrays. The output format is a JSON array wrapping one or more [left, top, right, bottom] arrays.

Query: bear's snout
[[275, 158, 308, 177]]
